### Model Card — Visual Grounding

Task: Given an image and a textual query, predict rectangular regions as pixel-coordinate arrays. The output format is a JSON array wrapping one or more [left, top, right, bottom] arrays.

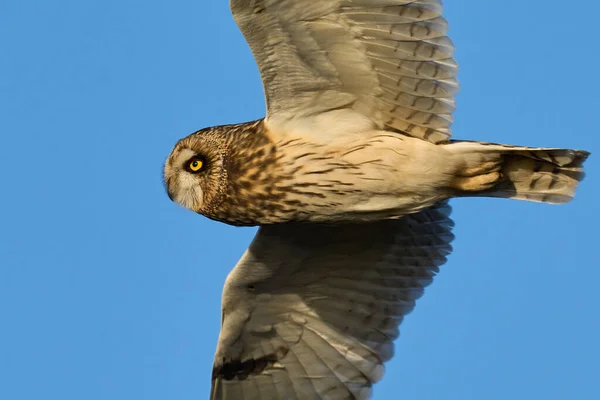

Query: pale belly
[[272, 131, 458, 222]]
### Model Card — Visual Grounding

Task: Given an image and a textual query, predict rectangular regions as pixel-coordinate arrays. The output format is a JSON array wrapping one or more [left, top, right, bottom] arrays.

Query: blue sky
[[1, 1, 598, 399]]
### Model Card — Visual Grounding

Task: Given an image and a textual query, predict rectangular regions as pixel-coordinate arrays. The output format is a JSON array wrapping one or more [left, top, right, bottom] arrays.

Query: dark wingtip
[[576, 150, 591, 162]]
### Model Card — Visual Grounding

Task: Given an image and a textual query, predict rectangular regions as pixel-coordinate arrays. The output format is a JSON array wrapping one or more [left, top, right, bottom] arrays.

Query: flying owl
[[163, 1, 589, 399]]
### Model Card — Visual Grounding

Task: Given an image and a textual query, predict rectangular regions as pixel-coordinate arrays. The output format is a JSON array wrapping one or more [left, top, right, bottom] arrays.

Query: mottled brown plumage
[[162, 1, 590, 399]]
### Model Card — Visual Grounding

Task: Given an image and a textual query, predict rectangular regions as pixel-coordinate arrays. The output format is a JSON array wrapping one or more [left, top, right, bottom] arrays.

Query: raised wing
[[211, 202, 454, 399], [231, 0, 458, 143]]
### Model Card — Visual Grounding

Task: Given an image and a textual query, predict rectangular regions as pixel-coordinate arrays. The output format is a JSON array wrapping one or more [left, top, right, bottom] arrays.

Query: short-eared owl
[[163, 1, 589, 399]]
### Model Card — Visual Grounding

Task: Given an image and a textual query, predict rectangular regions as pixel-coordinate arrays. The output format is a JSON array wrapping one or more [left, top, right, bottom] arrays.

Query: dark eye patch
[[184, 155, 207, 173]]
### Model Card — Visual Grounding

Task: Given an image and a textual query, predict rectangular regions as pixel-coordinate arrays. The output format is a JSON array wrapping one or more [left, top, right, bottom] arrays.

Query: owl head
[[163, 130, 227, 214]]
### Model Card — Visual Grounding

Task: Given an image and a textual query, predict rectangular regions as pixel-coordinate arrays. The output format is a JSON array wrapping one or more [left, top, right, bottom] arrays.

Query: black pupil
[[192, 161, 199, 168]]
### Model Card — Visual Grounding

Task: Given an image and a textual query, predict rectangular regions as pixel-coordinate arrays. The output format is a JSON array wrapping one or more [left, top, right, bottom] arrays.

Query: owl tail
[[446, 140, 590, 204]]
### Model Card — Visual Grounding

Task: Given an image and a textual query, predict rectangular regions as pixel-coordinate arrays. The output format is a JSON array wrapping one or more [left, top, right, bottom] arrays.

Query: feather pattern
[[230, 0, 458, 143], [210, 202, 454, 399], [158, 3, 591, 399]]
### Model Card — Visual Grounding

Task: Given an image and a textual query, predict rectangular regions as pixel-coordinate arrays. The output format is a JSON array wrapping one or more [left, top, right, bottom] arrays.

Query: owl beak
[[166, 186, 175, 202], [163, 175, 176, 202]]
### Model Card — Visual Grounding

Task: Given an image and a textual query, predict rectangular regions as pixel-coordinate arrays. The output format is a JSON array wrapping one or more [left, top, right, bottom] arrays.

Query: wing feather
[[230, 0, 458, 143], [210, 202, 454, 399]]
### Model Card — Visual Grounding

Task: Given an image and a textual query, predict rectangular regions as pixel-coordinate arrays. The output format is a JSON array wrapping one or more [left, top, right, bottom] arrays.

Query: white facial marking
[[176, 173, 204, 210], [174, 148, 196, 168], [172, 148, 204, 210]]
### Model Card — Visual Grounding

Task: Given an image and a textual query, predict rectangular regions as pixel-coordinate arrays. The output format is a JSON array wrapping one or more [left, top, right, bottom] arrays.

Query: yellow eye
[[188, 158, 204, 172]]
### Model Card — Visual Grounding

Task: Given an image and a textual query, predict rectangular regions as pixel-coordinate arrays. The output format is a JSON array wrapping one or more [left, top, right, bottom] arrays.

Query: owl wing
[[230, 0, 458, 143], [210, 202, 454, 400]]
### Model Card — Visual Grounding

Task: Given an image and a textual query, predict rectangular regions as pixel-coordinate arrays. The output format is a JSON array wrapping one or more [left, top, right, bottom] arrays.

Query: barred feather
[[211, 203, 454, 399], [231, 0, 457, 143], [448, 141, 589, 204]]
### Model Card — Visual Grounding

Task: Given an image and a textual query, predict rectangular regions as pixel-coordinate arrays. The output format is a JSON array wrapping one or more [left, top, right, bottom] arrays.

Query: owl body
[[265, 126, 459, 222], [164, 120, 461, 226]]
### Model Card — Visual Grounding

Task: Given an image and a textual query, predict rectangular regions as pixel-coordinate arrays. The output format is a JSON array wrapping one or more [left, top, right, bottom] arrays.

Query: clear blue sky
[[1, 1, 598, 399]]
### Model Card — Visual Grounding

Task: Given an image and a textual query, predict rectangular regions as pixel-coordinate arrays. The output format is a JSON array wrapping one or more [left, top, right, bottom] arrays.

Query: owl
[[163, 1, 589, 399]]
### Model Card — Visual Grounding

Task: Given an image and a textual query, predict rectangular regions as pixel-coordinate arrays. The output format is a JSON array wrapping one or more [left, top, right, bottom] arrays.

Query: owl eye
[[186, 157, 204, 173]]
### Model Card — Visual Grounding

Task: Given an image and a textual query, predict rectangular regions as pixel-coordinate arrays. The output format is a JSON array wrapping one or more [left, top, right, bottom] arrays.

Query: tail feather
[[447, 141, 590, 204]]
